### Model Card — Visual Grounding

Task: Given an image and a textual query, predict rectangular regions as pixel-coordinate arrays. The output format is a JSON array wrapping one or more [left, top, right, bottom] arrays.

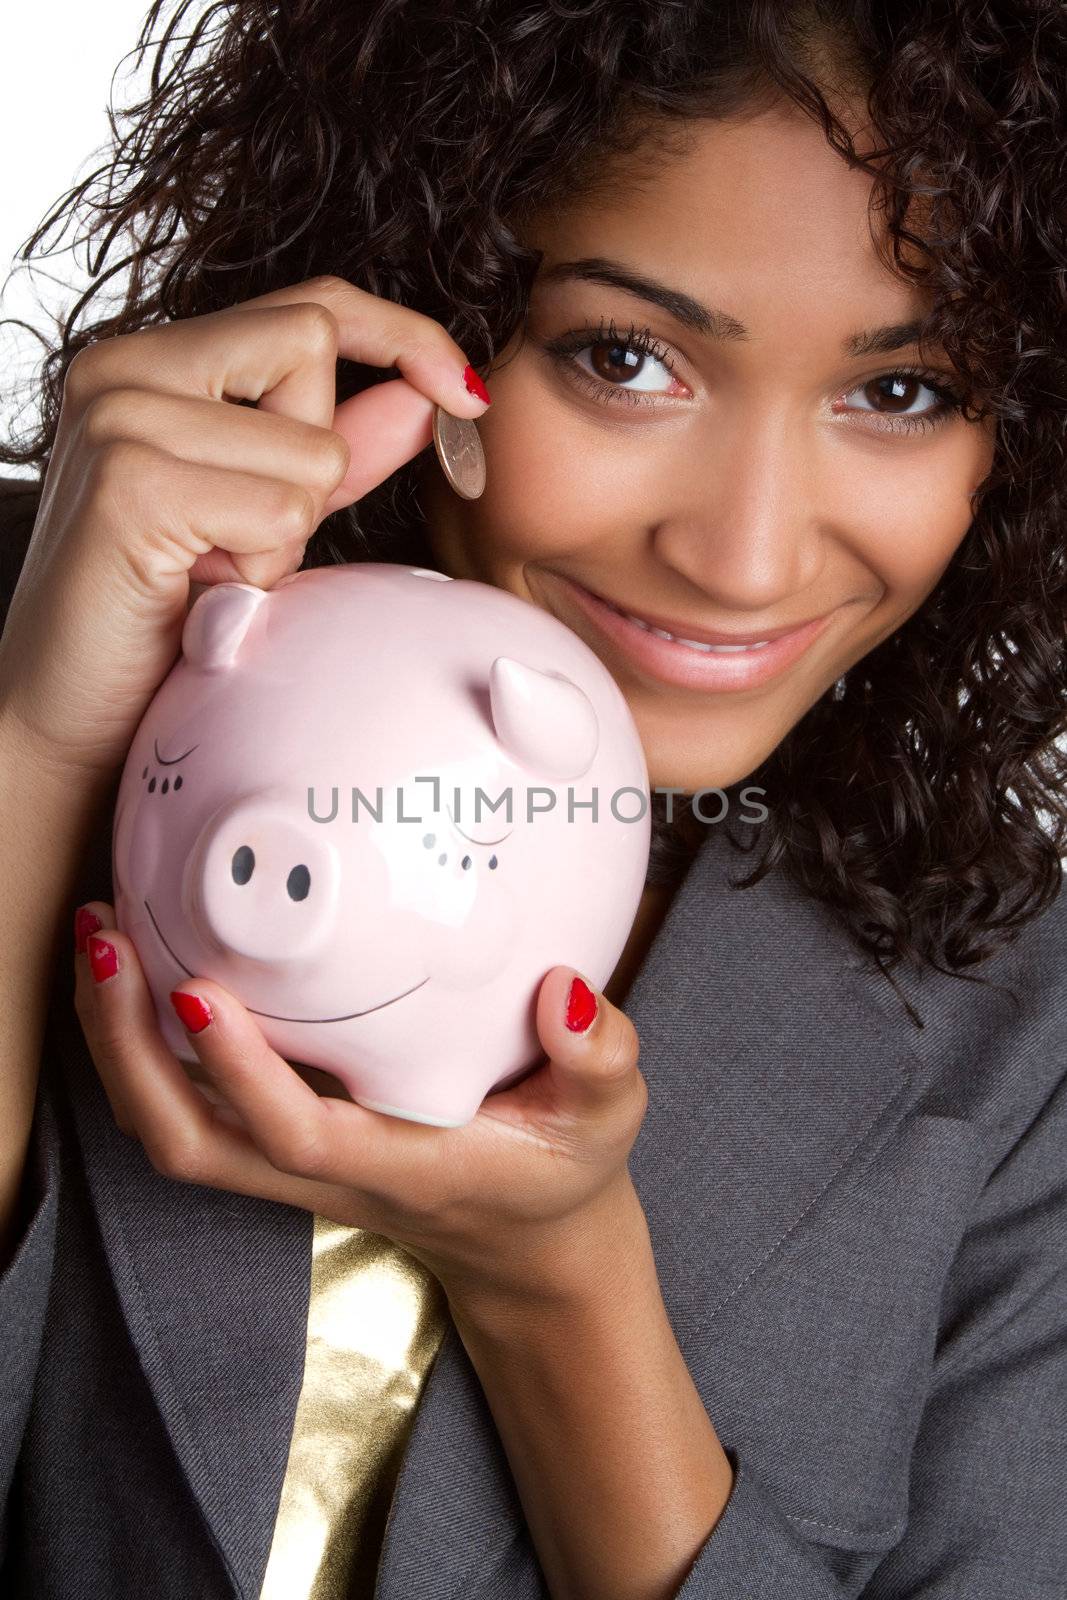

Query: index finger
[[234, 272, 493, 424], [66, 274, 491, 437], [77, 921, 342, 1208]]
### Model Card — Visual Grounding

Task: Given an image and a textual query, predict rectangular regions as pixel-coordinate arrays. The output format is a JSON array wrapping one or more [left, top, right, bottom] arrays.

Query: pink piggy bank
[[112, 563, 651, 1127]]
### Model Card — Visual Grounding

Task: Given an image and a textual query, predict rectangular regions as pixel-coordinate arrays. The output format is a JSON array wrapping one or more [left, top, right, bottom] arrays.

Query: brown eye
[[863, 374, 924, 413], [589, 340, 647, 384], [544, 318, 683, 406]]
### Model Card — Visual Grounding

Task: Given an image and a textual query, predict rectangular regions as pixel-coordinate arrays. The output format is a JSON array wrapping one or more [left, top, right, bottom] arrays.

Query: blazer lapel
[[373, 819, 932, 1600], [62, 805, 315, 1600]]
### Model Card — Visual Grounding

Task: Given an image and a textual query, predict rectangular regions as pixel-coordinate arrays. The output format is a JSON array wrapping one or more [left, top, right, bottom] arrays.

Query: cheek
[[841, 440, 983, 599], [471, 374, 660, 558]]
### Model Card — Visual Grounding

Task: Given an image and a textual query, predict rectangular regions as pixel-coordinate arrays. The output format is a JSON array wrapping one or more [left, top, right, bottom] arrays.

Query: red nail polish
[[75, 905, 102, 955], [170, 990, 213, 1033], [86, 935, 118, 983], [462, 364, 491, 405], [565, 975, 598, 1033]]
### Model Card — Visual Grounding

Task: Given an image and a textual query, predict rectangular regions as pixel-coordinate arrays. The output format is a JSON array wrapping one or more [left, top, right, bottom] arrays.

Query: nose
[[185, 793, 341, 964], [652, 403, 827, 611]]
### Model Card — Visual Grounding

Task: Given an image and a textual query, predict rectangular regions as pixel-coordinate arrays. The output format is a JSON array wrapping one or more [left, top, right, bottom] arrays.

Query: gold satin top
[[258, 1215, 451, 1600]]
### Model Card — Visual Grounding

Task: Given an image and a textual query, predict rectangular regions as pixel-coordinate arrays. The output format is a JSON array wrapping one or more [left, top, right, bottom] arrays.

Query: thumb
[[323, 378, 435, 514], [536, 966, 642, 1114]]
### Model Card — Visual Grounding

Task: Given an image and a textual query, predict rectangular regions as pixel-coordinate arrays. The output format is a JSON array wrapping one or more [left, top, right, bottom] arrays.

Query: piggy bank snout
[[187, 798, 341, 964]]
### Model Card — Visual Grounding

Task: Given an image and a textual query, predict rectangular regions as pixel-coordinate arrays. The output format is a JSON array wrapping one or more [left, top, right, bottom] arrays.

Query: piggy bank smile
[[142, 896, 431, 1024]]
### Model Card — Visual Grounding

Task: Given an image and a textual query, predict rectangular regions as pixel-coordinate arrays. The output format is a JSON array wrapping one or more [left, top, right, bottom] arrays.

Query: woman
[[1, 1, 1065, 1596]]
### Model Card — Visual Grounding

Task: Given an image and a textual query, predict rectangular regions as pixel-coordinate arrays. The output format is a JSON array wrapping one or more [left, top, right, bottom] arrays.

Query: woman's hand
[[73, 901, 649, 1307], [0, 274, 490, 782]]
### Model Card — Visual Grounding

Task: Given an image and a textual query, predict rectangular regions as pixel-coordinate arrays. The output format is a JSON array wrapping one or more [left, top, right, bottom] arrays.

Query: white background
[[0, 2, 161, 469]]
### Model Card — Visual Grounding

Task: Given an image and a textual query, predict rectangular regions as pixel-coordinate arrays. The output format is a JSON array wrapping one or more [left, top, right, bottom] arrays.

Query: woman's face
[[417, 100, 995, 792]]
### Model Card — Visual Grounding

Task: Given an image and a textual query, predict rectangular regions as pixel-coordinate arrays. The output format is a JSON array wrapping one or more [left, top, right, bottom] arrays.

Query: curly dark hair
[[2, 0, 1066, 997]]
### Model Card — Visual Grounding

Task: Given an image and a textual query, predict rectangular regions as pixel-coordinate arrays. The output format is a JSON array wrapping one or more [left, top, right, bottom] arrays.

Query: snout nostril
[[287, 865, 311, 902], [195, 807, 336, 966], [232, 845, 255, 885]]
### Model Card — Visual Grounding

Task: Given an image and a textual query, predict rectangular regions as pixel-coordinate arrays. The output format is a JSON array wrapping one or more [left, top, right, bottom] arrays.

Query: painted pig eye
[[232, 845, 255, 885], [287, 864, 310, 901]]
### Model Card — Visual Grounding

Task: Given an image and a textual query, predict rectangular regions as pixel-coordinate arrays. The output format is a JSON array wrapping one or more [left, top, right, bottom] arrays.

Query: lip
[[551, 575, 840, 693]]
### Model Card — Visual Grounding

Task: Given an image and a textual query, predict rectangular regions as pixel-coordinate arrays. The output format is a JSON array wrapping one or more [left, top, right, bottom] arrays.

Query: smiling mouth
[[143, 899, 429, 1023]]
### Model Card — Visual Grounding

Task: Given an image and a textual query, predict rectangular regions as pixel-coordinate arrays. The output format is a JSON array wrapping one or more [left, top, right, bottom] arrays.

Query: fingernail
[[170, 990, 213, 1033], [565, 975, 598, 1033], [462, 364, 491, 405], [75, 905, 102, 955], [86, 934, 118, 984]]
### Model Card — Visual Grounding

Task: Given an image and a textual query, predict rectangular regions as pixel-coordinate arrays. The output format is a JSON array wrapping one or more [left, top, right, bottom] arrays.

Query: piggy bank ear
[[182, 583, 269, 671], [489, 657, 599, 780]]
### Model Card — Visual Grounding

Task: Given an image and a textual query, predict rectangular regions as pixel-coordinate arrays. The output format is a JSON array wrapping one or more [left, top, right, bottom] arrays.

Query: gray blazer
[[2, 480, 1066, 1599]]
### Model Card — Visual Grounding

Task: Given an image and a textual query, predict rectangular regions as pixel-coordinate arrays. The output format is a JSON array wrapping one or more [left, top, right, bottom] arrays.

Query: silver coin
[[432, 405, 486, 499]]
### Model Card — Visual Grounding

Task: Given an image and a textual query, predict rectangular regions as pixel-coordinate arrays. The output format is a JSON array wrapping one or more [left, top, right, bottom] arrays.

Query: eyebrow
[[534, 256, 934, 358]]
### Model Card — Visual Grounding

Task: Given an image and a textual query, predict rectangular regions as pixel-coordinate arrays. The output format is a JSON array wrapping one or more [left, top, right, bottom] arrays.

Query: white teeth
[[698, 640, 772, 653], [611, 604, 772, 652]]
